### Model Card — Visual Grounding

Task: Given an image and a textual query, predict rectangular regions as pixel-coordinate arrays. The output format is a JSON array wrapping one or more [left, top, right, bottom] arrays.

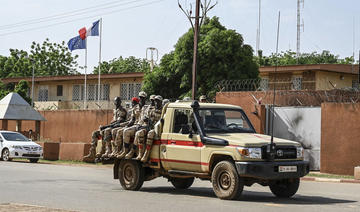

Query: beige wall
[[315, 71, 355, 90]]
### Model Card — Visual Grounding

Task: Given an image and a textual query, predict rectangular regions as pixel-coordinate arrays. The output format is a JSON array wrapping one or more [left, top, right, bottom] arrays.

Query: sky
[[0, 0, 359, 74]]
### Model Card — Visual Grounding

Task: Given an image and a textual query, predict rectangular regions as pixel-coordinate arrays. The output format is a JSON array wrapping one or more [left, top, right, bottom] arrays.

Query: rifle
[[100, 120, 122, 131]]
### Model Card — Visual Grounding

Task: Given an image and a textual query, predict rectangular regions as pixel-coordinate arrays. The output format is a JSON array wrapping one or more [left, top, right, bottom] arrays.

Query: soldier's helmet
[[183, 97, 191, 101], [155, 95, 163, 101], [162, 99, 170, 105], [149, 95, 156, 101], [114, 96, 121, 105], [139, 91, 147, 98]]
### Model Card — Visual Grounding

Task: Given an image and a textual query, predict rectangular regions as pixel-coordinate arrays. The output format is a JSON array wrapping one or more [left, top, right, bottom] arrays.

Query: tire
[[170, 177, 194, 189], [269, 178, 300, 198], [29, 158, 39, 163], [211, 161, 244, 200], [119, 160, 145, 191], [1, 149, 12, 162]]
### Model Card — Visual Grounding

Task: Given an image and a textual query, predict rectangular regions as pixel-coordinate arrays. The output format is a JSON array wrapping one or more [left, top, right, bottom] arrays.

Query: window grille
[[120, 83, 142, 100], [292, 77, 302, 90], [352, 80, 359, 89], [260, 78, 269, 91], [38, 86, 48, 101], [73, 84, 109, 101], [88, 85, 96, 101]]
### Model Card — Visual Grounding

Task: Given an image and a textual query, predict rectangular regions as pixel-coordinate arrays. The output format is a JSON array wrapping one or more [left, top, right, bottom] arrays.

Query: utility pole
[[256, 0, 261, 56], [192, 0, 200, 100], [297, 0, 304, 59], [358, 50, 360, 88], [146, 47, 158, 72]]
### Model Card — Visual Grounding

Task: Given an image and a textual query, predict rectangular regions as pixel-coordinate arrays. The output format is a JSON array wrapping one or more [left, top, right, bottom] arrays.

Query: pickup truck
[[113, 101, 309, 200]]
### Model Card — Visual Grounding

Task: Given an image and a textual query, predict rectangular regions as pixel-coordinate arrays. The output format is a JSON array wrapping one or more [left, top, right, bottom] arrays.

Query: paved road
[[0, 161, 359, 212]]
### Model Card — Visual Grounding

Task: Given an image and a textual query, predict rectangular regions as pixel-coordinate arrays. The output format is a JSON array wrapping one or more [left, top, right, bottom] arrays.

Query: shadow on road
[[140, 186, 356, 205]]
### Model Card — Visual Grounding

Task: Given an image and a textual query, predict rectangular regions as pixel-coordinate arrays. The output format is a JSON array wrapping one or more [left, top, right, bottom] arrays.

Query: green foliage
[[143, 17, 259, 99], [14, 80, 31, 104], [0, 38, 79, 79], [259, 50, 355, 66], [93, 56, 150, 74]]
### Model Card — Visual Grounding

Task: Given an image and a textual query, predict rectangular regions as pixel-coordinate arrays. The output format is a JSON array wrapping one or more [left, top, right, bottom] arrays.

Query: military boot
[[96, 141, 106, 158], [83, 147, 96, 163], [135, 145, 144, 160], [141, 148, 150, 163], [109, 142, 118, 158], [125, 145, 136, 159], [117, 143, 129, 159], [102, 142, 112, 158]]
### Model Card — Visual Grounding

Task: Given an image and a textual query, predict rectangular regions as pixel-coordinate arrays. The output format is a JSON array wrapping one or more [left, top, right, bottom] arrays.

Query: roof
[[168, 102, 243, 110], [1, 72, 144, 84], [0, 92, 46, 121], [259, 64, 359, 75]]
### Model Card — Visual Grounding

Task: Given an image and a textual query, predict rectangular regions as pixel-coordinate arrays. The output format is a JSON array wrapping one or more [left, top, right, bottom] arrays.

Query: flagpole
[[84, 37, 87, 110], [98, 18, 102, 104]]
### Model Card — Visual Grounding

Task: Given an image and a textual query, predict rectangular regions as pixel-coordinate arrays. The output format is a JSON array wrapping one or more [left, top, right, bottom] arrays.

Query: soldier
[[117, 91, 147, 159], [101, 97, 127, 159], [162, 99, 170, 106], [140, 95, 163, 162], [109, 97, 139, 158], [83, 97, 126, 162], [199, 95, 207, 103]]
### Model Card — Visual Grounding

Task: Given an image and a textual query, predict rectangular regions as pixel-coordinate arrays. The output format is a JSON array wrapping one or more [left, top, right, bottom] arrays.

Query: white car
[[0, 130, 43, 163]]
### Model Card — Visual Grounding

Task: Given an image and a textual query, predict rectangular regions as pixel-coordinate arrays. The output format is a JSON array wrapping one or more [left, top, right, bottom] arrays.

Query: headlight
[[10, 145, 22, 149], [38, 146, 43, 151], [296, 146, 304, 158], [237, 147, 262, 159]]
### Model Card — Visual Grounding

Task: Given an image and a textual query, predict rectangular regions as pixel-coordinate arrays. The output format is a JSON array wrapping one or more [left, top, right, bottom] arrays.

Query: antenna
[[146, 47, 159, 72], [267, 11, 281, 161], [297, 0, 304, 60], [256, 0, 261, 56]]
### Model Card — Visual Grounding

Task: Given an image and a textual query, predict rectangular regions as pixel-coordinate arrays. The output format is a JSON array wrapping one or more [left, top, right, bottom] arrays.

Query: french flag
[[78, 20, 100, 40]]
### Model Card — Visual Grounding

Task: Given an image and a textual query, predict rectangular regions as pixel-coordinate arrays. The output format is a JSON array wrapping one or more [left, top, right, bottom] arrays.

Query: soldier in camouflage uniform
[[101, 97, 127, 159], [136, 95, 163, 161], [117, 92, 147, 159], [109, 97, 139, 158], [83, 97, 126, 162]]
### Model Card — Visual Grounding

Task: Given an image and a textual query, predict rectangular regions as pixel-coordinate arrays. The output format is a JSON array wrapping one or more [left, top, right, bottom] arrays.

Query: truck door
[[160, 108, 202, 172]]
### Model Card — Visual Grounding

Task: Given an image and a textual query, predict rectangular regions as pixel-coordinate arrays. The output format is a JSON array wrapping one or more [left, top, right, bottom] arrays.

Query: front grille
[[23, 146, 39, 151], [262, 146, 297, 159], [22, 154, 40, 157]]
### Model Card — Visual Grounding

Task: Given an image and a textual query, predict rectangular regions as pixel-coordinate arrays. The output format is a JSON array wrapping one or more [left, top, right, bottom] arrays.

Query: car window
[[1, 132, 29, 142], [172, 109, 193, 134]]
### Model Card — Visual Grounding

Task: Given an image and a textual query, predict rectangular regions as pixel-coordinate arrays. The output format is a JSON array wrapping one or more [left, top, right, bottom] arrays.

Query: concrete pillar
[[35, 120, 41, 141], [1, 120, 8, 130], [16, 120, 22, 132]]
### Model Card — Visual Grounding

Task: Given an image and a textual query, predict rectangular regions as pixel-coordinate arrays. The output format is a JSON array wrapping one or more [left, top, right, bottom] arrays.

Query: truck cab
[[114, 101, 309, 200]]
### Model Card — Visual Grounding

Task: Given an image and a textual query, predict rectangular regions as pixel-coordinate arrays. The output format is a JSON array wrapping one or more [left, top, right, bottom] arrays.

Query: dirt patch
[[0, 203, 77, 212]]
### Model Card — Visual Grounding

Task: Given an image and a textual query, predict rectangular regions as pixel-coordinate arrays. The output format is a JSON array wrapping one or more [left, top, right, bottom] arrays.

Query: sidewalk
[[301, 171, 360, 184]]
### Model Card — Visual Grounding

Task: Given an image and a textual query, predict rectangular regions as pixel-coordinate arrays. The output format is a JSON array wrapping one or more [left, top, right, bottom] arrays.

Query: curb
[[301, 177, 360, 184]]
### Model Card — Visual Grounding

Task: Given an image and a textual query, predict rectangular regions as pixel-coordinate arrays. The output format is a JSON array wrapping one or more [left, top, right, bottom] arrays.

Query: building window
[[57, 85, 63, 96], [260, 78, 269, 91], [72, 84, 109, 101], [292, 77, 302, 90], [353, 80, 359, 89], [38, 86, 48, 101], [120, 83, 142, 100]]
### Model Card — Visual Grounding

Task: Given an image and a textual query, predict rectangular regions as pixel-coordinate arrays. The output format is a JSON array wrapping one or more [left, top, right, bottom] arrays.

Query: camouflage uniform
[[141, 95, 163, 162], [116, 102, 143, 159], [101, 107, 127, 158], [83, 129, 103, 163]]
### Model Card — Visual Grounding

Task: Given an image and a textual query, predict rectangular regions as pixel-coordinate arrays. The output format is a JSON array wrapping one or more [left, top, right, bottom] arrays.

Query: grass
[[306, 172, 355, 179]]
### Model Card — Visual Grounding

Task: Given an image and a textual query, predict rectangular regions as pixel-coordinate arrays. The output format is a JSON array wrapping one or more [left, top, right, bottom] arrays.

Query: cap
[[155, 95, 163, 101], [139, 91, 147, 98], [149, 95, 156, 100], [131, 97, 140, 103]]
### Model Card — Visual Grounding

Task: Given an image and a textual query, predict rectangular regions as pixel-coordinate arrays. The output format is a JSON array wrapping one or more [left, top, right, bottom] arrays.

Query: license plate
[[28, 152, 37, 154], [279, 166, 297, 173]]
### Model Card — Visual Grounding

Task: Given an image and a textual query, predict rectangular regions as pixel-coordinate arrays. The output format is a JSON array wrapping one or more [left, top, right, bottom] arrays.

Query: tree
[[143, 17, 259, 99], [259, 50, 355, 66], [0, 38, 79, 79], [93, 56, 150, 74], [14, 80, 31, 104]]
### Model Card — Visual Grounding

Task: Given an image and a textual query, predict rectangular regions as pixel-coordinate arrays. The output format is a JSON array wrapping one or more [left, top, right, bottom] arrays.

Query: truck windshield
[[1, 132, 29, 142], [198, 108, 255, 134]]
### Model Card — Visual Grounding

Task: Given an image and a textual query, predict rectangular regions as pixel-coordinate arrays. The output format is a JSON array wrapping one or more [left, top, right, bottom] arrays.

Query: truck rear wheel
[[269, 178, 300, 198], [119, 160, 145, 191], [170, 177, 194, 189], [211, 161, 244, 200]]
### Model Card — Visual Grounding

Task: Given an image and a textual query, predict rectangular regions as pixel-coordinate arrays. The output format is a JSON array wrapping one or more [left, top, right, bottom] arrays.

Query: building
[[1, 72, 144, 110], [259, 64, 359, 90]]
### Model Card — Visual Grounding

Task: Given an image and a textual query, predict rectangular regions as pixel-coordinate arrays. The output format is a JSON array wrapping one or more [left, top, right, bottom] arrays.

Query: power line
[[0, 0, 166, 37], [0, 0, 148, 31]]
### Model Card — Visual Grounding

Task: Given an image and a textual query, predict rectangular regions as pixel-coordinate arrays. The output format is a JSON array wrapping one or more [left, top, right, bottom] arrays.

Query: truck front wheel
[[269, 178, 300, 198], [170, 177, 194, 189], [119, 160, 145, 191], [211, 161, 244, 200]]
